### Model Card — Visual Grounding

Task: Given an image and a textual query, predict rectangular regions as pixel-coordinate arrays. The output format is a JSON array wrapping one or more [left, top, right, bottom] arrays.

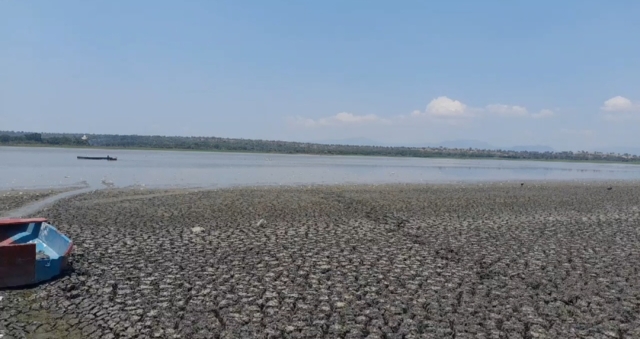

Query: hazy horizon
[[2, 1, 638, 152]]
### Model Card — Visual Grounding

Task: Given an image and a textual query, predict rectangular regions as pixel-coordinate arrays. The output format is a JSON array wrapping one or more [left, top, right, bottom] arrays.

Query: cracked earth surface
[[1, 182, 640, 338]]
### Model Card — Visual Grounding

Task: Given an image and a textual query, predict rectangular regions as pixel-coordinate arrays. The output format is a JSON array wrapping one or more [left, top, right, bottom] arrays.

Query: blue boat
[[0, 218, 73, 288]]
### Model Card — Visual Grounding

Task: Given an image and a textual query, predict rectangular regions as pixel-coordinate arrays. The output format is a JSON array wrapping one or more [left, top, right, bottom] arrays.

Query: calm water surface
[[1, 146, 640, 190]]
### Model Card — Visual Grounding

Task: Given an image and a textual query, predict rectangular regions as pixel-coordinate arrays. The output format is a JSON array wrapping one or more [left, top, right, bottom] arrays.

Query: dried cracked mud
[[2, 182, 640, 338]]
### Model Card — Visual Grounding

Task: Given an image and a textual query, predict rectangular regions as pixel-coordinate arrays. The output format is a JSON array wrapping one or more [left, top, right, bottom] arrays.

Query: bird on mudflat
[[607, 186, 612, 190]]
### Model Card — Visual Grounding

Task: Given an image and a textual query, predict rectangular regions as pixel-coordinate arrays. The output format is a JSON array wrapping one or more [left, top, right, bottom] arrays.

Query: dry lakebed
[[1, 182, 640, 338]]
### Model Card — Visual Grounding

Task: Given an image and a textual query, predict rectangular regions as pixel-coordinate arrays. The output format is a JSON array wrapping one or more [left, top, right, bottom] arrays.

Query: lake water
[[1, 146, 640, 190]]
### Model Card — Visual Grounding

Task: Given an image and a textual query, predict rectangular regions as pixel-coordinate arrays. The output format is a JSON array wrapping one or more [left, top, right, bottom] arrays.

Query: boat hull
[[77, 156, 117, 161], [0, 218, 73, 288]]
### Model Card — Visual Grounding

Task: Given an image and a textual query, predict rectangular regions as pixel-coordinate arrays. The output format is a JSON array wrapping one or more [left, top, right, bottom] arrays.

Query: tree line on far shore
[[0, 132, 89, 146], [1, 131, 639, 163]]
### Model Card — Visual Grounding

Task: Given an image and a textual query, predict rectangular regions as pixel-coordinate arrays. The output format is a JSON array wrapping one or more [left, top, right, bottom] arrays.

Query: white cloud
[[425, 96, 468, 117], [333, 112, 382, 124], [531, 109, 555, 119], [291, 112, 388, 127], [293, 96, 555, 129], [601, 96, 635, 112], [414, 98, 538, 119], [600, 96, 640, 121], [410, 97, 474, 121], [291, 117, 319, 128], [485, 104, 528, 117]]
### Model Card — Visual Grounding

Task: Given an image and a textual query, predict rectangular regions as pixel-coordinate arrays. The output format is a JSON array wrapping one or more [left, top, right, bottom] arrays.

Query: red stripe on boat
[[0, 218, 48, 226], [64, 243, 74, 256], [0, 238, 15, 246]]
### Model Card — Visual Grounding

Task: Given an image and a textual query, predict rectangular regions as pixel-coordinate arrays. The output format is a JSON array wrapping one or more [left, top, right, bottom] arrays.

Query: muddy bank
[[2, 182, 640, 338], [0, 188, 76, 217]]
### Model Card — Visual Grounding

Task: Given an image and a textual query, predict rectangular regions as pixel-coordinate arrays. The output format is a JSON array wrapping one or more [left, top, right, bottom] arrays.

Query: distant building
[[81, 135, 88, 141]]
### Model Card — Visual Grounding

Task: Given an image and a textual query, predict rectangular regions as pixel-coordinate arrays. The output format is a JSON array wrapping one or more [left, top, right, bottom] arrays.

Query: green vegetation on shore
[[2, 130, 639, 163]]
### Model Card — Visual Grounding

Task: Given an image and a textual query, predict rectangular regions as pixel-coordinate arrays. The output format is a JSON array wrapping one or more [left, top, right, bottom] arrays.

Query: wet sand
[[2, 182, 640, 338]]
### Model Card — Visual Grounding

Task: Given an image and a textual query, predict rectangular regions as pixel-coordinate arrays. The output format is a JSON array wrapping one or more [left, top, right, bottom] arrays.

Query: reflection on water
[[1, 146, 639, 190]]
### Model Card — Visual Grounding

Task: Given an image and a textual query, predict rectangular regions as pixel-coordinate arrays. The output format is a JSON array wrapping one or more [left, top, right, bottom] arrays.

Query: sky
[[1, 1, 639, 152]]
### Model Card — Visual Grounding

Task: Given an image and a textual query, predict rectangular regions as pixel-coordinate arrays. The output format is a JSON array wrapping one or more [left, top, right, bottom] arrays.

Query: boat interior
[[0, 218, 71, 261]]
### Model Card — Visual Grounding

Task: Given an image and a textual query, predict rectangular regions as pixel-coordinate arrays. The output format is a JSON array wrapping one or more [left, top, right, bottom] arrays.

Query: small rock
[[191, 226, 205, 233], [68, 291, 81, 299], [256, 219, 266, 227]]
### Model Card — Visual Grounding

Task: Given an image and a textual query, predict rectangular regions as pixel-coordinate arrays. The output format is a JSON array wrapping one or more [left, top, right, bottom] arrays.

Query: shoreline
[[3, 144, 639, 166], [3, 178, 639, 217], [4, 176, 640, 189]]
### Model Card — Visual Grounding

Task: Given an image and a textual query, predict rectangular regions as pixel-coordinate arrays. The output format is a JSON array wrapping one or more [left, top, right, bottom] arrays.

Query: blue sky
[[1, 1, 639, 151]]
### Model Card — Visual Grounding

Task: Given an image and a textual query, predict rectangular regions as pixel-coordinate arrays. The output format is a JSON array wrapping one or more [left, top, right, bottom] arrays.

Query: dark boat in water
[[77, 156, 117, 161]]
